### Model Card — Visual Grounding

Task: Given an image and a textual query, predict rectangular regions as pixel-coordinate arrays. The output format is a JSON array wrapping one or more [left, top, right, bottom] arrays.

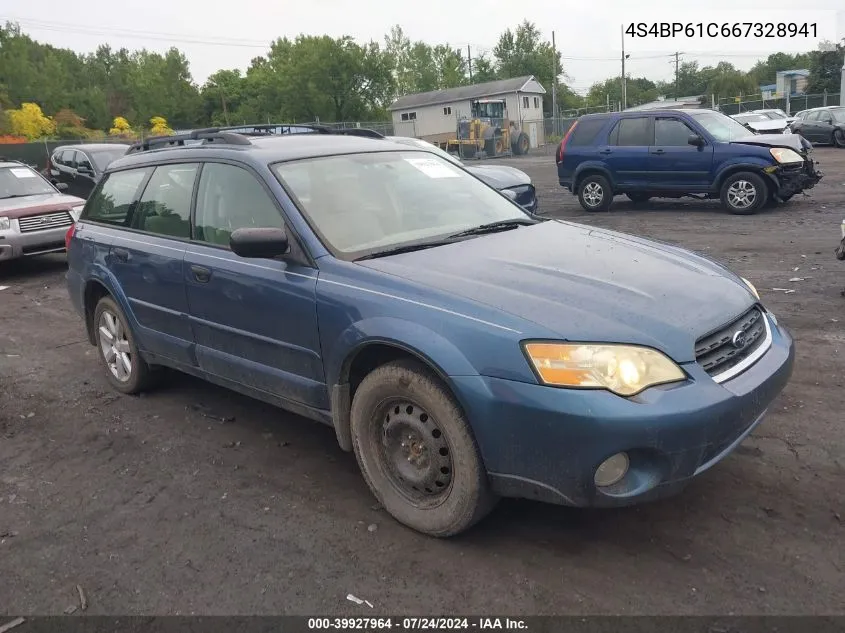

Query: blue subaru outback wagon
[[66, 125, 795, 537]]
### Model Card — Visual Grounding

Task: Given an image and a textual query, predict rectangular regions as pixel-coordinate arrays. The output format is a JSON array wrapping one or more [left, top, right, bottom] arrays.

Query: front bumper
[[0, 226, 69, 262], [767, 158, 822, 199], [453, 313, 794, 507]]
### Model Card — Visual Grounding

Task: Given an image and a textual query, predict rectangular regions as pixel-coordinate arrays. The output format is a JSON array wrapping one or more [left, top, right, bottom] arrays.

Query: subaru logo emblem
[[731, 330, 747, 349]]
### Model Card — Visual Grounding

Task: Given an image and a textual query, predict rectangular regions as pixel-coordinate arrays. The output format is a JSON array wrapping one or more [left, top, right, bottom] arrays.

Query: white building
[[388, 75, 547, 148]]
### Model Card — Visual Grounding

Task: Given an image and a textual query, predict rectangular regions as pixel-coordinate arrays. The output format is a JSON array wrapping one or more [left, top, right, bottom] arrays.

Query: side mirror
[[230, 227, 289, 259], [55, 182, 69, 191], [687, 134, 705, 147]]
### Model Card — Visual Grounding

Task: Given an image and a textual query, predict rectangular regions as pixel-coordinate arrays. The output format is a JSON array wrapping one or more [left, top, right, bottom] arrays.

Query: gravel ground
[[1, 146, 843, 616]]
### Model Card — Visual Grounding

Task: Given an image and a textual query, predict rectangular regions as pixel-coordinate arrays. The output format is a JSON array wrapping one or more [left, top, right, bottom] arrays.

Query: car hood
[[745, 121, 789, 133], [730, 133, 805, 152], [358, 221, 756, 363], [464, 164, 531, 189], [0, 193, 85, 219]]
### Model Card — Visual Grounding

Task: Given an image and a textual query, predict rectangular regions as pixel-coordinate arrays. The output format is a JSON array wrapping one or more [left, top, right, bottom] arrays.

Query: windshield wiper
[[355, 239, 456, 261], [0, 193, 45, 200], [446, 218, 534, 239]]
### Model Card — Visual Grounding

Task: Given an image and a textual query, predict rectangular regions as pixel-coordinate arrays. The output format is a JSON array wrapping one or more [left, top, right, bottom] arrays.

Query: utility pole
[[551, 31, 558, 135], [467, 45, 473, 82], [621, 26, 629, 110], [671, 51, 684, 99]]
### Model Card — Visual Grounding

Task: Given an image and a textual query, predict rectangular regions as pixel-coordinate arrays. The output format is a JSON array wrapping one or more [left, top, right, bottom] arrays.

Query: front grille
[[18, 211, 73, 233], [507, 184, 536, 208], [695, 306, 768, 379]]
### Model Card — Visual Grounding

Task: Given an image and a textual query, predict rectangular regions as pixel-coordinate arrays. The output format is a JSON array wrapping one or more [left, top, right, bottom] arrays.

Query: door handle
[[651, 149, 665, 155], [191, 265, 211, 283], [598, 149, 613, 155], [112, 248, 130, 262]]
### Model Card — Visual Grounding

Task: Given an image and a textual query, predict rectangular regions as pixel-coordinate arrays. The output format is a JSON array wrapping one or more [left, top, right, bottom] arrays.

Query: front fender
[[714, 157, 775, 187], [326, 316, 478, 389]]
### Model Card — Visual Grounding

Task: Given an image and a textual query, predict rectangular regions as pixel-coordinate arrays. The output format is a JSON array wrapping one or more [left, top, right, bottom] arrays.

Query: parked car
[[750, 108, 796, 126], [66, 127, 795, 537], [385, 136, 538, 212], [788, 106, 845, 147], [44, 143, 130, 199], [730, 112, 791, 135], [0, 159, 85, 262], [557, 109, 822, 214]]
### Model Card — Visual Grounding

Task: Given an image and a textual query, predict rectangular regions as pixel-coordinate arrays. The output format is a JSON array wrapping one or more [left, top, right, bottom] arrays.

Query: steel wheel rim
[[583, 182, 604, 207], [376, 399, 453, 506], [727, 180, 757, 209], [98, 310, 132, 382]]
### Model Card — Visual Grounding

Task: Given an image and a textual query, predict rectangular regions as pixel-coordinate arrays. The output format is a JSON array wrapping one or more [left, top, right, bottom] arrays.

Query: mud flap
[[331, 383, 352, 451]]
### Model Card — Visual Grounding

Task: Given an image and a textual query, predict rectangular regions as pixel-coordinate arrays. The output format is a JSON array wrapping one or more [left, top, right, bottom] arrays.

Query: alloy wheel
[[98, 309, 133, 382], [727, 180, 757, 210]]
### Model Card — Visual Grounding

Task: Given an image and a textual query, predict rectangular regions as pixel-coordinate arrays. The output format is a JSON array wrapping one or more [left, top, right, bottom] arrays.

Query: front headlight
[[770, 147, 803, 164], [0, 216, 10, 231], [741, 277, 760, 300], [70, 204, 85, 222], [523, 342, 686, 396]]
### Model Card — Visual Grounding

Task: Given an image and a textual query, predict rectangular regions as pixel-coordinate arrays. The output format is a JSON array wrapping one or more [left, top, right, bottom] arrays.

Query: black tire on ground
[[626, 192, 651, 204], [459, 144, 476, 159], [577, 174, 613, 212], [833, 129, 845, 148], [349, 359, 498, 537], [719, 171, 768, 215], [93, 295, 155, 395], [513, 132, 530, 155]]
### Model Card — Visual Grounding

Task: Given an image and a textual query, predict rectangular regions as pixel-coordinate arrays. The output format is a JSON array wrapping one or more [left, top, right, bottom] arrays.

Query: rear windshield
[[90, 148, 129, 171]]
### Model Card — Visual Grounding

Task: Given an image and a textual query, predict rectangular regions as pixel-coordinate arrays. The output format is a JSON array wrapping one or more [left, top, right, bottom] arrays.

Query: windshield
[[388, 137, 463, 166], [734, 114, 768, 123], [0, 165, 56, 199], [272, 150, 527, 259], [689, 111, 754, 141], [761, 110, 787, 120], [90, 148, 128, 171], [830, 107, 845, 123]]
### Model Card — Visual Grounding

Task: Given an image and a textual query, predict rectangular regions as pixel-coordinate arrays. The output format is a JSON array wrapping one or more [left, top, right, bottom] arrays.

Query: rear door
[[73, 151, 98, 199], [183, 162, 324, 410], [799, 111, 824, 142], [103, 163, 198, 367], [602, 116, 653, 189], [54, 149, 78, 193], [648, 116, 714, 191]]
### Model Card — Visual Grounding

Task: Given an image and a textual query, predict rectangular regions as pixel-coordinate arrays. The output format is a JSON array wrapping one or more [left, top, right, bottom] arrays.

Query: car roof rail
[[126, 129, 253, 154], [215, 123, 385, 139]]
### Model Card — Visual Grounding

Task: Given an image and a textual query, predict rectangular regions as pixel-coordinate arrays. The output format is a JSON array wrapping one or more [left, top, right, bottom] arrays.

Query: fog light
[[594, 452, 629, 487]]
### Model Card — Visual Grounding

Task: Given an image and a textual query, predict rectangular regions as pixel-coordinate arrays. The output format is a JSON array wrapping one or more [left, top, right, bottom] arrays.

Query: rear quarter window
[[568, 118, 607, 146], [82, 168, 152, 226]]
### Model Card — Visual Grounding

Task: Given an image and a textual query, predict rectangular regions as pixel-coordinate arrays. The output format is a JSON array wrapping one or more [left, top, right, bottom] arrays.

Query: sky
[[3, 0, 844, 96]]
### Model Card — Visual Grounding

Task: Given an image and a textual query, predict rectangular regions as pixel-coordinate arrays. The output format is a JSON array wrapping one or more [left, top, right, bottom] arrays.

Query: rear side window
[[60, 150, 77, 167], [568, 118, 606, 146], [82, 168, 151, 226], [609, 117, 652, 146], [132, 164, 198, 239]]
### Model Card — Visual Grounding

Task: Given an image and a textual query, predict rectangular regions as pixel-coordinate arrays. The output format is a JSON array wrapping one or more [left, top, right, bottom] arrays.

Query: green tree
[[587, 77, 658, 108], [470, 53, 498, 83], [806, 42, 845, 93], [493, 20, 561, 111]]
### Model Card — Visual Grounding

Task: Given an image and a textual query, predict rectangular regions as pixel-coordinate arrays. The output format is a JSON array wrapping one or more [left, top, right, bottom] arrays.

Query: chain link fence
[[717, 92, 840, 115]]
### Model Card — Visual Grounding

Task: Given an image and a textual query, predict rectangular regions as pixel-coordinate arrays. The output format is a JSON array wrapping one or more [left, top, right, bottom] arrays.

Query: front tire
[[720, 172, 767, 215], [578, 174, 613, 212], [350, 360, 497, 537], [833, 129, 845, 148], [93, 296, 154, 394]]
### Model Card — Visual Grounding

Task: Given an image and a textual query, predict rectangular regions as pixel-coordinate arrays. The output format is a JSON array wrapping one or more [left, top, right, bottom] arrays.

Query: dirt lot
[[1, 147, 844, 617]]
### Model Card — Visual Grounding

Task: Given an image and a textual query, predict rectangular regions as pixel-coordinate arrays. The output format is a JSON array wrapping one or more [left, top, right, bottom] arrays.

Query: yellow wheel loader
[[447, 99, 531, 159]]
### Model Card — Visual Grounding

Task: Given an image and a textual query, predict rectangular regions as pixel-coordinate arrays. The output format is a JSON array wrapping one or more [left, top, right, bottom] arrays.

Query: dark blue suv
[[66, 125, 794, 537], [556, 109, 822, 214]]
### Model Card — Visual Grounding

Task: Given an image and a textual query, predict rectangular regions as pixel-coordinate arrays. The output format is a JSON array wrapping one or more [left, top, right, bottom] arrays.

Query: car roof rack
[[216, 123, 385, 139], [125, 124, 385, 154]]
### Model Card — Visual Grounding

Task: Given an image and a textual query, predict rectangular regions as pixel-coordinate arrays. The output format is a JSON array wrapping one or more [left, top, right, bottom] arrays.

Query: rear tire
[[350, 359, 497, 537], [513, 132, 530, 155], [626, 192, 651, 204], [577, 174, 613, 212], [93, 296, 154, 395], [720, 171, 768, 215], [833, 129, 845, 148]]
